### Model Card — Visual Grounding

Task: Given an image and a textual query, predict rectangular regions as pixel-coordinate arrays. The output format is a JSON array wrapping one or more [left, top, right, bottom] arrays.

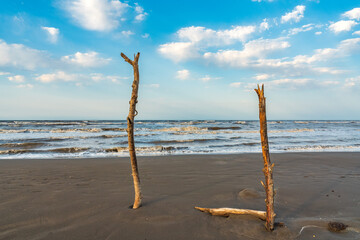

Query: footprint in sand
[[238, 188, 263, 200]]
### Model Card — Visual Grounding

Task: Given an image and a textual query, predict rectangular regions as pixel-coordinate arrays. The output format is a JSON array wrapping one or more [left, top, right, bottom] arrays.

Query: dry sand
[[1, 153, 360, 240]]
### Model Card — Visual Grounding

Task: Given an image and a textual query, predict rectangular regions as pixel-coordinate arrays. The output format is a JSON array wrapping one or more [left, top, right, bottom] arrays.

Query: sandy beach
[[1, 153, 360, 240]]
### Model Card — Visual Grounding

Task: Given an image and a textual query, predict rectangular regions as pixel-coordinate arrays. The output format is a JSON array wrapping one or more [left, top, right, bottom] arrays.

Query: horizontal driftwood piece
[[195, 207, 269, 221]]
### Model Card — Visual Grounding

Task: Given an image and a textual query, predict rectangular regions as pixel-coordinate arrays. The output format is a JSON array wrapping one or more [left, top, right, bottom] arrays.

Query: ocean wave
[[150, 138, 217, 144], [268, 121, 283, 124], [233, 121, 247, 124], [294, 121, 309, 124], [284, 145, 360, 151], [0, 147, 89, 155], [208, 126, 241, 130], [269, 128, 315, 133], [105, 145, 187, 153], [0, 142, 47, 149], [50, 128, 102, 133], [0, 129, 46, 133], [155, 126, 206, 132], [0, 149, 36, 155], [48, 147, 90, 153], [101, 128, 126, 132]]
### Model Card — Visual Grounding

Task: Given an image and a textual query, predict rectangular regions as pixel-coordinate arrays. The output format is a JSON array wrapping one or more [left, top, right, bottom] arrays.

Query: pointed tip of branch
[[254, 84, 265, 98]]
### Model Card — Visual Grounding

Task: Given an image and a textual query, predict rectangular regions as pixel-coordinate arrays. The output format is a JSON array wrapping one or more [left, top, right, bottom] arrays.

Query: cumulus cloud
[[0, 39, 50, 70], [259, 19, 269, 31], [281, 5, 306, 23], [61, 51, 111, 67], [90, 73, 127, 83], [229, 82, 242, 88], [329, 20, 358, 34], [203, 38, 290, 67], [0, 72, 10, 76], [16, 84, 33, 89], [251, 0, 274, 2], [134, 3, 148, 22], [345, 76, 360, 87], [158, 25, 256, 62], [342, 8, 360, 21], [41, 26, 60, 43], [288, 24, 315, 35], [254, 74, 271, 80], [199, 75, 222, 82], [35, 71, 79, 83], [62, 0, 129, 31], [158, 42, 199, 62], [121, 30, 135, 37], [176, 69, 190, 80], [353, 31, 360, 36], [177, 25, 256, 46], [8, 75, 25, 83]]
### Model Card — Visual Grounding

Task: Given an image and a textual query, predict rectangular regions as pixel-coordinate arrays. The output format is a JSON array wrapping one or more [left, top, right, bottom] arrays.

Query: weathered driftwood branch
[[121, 52, 142, 209], [254, 84, 275, 231], [195, 207, 268, 220]]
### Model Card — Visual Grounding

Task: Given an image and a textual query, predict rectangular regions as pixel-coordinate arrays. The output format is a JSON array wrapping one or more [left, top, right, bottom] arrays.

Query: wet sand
[[1, 153, 360, 239]]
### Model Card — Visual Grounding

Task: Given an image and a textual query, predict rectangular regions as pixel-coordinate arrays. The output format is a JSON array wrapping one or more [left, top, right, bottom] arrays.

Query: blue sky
[[0, 0, 360, 120]]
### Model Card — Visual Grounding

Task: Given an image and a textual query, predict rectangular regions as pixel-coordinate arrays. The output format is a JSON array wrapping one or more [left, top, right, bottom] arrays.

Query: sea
[[0, 120, 359, 159]]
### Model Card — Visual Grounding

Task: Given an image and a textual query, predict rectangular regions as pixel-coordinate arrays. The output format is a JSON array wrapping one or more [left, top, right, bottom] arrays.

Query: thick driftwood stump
[[254, 84, 275, 231], [121, 52, 142, 209]]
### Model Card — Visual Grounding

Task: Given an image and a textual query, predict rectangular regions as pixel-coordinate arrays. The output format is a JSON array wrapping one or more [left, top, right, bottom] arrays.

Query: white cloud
[[141, 33, 149, 38], [315, 31, 322, 35], [203, 38, 290, 67], [342, 8, 360, 20], [254, 73, 271, 80], [0, 72, 10, 76], [251, 0, 274, 2], [329, 20, 358, 33], [353, 31, 360, 35], [158, 42, 199, 62], [199, 75, 222, 82], [148, 84, 160, 88], [345, 76, 360, 87], [41, 26, 60, 43], [281, 5, 306, 23], [90, 73, 127, 83], [319, 80, 340, 86], [229, 82, 242, 88], [288, 24, 314, 35], [259, 19, 269, 31], [134, 3, 148, 22], [121, 30, 135, 37], [16, 84, 33, 89], [36, 71, 79, 83], [62, 0, 129, 31], [177, 25, 255, 46], [294, 38, 360, 64], [158, 25, 256, 62], [176, 69, 190, 80], [61, 51, 111, 67], [8, 75, 25, 83], [0, 39, 49, 70]]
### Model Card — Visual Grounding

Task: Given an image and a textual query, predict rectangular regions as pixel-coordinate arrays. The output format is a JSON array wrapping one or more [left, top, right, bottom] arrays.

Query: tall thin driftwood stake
[[255, 84, 275, 231], [121, 52, 142, 209]]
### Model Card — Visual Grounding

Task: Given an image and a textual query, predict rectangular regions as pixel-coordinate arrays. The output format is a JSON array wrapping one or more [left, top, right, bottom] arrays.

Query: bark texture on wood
[[195, 207, 268, 220], [121, 52, 142, 209], [254, 84, 275, 231]]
